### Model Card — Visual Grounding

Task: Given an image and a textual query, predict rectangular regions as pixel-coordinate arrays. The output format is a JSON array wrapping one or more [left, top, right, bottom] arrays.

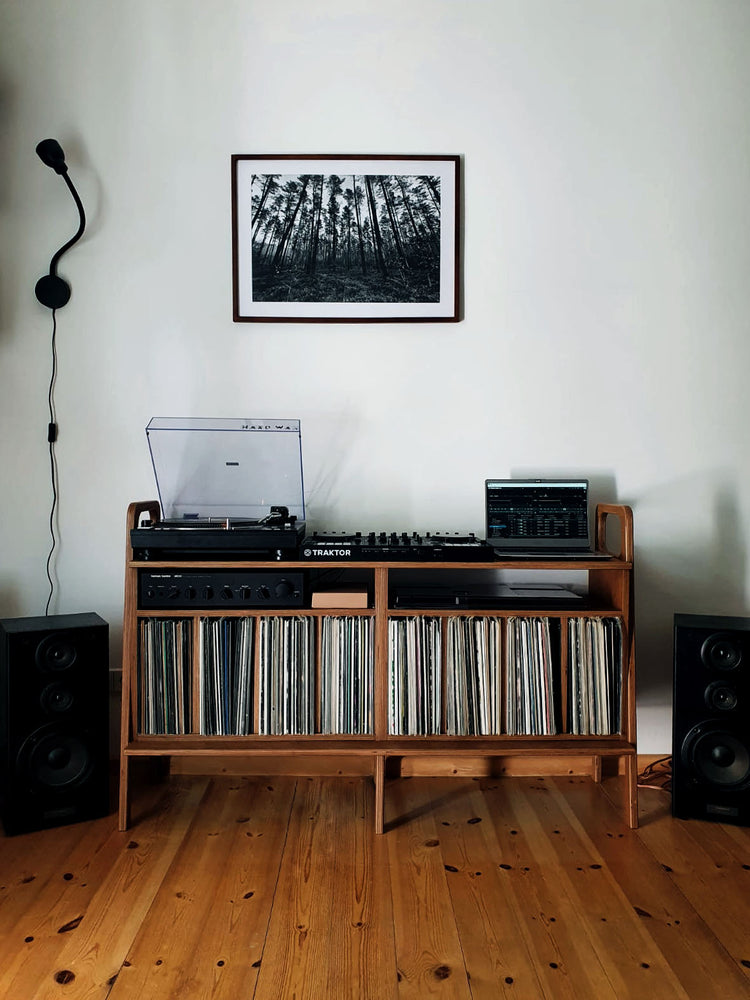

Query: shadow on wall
[[631, 477, 748, 711], [302, 410, 373, 531], [511, 468, 620, 548], [0, 585, 26, 621]]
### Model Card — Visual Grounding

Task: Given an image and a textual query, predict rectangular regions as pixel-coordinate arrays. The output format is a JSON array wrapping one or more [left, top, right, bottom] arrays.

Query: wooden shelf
[[129, 557, 632, 571], [132, 607, 378, 619], [124, 734, 634, 754], [119, 500, 638, 833], [123, 736, 379, 755]]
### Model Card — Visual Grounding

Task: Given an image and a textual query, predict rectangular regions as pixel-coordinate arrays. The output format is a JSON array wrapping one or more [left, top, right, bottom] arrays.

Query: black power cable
[[35, 138, 86, 615], [45, 309, 60, 615]]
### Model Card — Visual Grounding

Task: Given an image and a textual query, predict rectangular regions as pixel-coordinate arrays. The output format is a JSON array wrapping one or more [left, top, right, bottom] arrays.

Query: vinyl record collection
[[505, 616, 560, 735], [199, 617, 254, 735], [320, 616, 374, 735], [138, 618, 192, 735], [137, 613, 623, 739], [258, 616, 315, 735], [388, 617, 442, 735], [445, 616, 502, 735], [567, 616, 622, 735]]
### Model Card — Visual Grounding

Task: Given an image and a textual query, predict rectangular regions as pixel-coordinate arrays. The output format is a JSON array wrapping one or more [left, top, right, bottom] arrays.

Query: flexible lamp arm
[[48, 173, 86, 277], [35, 139, 87, 310]]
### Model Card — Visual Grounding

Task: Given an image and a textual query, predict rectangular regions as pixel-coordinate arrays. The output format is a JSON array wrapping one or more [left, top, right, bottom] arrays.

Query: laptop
[[485, 478, 610, 559]]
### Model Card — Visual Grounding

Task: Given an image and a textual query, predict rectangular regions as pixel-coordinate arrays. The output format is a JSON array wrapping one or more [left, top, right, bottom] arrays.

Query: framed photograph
[[232, 154, 460, 323]]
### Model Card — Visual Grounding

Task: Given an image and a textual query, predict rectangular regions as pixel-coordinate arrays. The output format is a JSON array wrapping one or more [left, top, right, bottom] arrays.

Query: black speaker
[[672, 613, 750, 825], [0, 613, 110, 836]]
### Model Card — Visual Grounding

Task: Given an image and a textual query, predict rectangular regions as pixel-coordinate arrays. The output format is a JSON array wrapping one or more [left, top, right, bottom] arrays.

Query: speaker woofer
[[701, 632, 742, 672], [681, 723, 750, 789], [18, 725, 95, 790], [35, 634, 78, 672]]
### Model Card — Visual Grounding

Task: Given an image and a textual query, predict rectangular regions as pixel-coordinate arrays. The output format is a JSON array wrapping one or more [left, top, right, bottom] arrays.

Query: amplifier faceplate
[[139, 571, 305, 609]]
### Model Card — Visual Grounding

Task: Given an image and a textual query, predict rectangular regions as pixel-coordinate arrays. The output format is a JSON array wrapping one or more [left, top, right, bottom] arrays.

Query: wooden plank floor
[[2, 773, 750, 999]]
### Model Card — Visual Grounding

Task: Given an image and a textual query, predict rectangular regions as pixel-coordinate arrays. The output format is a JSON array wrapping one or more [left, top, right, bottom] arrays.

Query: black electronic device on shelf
[[139, 569, 304, 608], [392, 582, 586, 609], [131, 512, 305, 561], [300, 531, 493, 562]]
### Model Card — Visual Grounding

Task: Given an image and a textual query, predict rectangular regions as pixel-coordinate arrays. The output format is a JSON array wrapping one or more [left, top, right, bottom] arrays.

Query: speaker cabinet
[[0, 613, 110, 836], [672, 613, 750, 825]]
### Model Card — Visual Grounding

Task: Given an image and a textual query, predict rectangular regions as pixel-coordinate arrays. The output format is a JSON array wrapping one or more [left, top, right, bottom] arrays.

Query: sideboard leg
[[118, 754, 130, 831], [625, 755, 639, 829], [592, 755, 602, 783], [374, 754, 385, 835]]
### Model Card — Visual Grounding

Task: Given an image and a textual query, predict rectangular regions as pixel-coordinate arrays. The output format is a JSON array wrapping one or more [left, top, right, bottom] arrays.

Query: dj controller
[[300, 531, 492, 561]]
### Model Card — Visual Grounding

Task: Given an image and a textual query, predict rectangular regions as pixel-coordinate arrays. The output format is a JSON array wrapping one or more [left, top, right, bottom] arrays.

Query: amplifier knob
[[146, 588, 156, 599], [202, 585, 214, 600], [239, 586, 252, 601], [185, 586, 197, 600], [275, 578, 294, 598], [258, 586, 271, 601], [220, 586, 233, 601]]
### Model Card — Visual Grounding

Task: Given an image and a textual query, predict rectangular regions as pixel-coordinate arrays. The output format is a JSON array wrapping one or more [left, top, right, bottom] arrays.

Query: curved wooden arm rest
[[127, 500, 161, 532], [595, 504, 633, 562]]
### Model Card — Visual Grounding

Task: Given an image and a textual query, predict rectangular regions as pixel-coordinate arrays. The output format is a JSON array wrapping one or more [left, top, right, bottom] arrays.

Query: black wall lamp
[[35, 138, 86, 309]]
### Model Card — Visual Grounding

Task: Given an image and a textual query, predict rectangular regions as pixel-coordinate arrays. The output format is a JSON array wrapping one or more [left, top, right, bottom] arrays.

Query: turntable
[[130, 418, 305, 560]]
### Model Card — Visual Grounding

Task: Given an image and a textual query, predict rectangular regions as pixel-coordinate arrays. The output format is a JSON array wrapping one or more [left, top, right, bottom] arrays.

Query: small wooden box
[[311, 588, 369, 609]]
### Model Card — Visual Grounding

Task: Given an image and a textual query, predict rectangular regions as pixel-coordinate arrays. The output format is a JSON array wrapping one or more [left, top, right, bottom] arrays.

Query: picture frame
[[231, 154, 460, 323]]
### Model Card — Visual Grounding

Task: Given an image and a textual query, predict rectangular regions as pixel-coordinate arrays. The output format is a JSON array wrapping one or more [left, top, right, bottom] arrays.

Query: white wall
[[2, 0, 749, 753]]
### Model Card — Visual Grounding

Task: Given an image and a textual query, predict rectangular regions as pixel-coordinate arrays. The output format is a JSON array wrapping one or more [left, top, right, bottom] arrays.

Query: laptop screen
[[485, 479, 590, 550]]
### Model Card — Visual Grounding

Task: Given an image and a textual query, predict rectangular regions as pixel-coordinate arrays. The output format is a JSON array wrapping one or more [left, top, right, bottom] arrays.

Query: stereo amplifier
[[139, 570, 304, 609]]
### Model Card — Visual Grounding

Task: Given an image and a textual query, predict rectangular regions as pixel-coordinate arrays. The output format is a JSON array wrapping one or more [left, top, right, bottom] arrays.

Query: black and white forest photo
[[232, 156, 459, 322]]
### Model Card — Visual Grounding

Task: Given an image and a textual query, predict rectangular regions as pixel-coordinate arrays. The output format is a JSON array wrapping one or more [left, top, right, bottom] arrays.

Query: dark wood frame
[[231, 154, 460, 323]]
